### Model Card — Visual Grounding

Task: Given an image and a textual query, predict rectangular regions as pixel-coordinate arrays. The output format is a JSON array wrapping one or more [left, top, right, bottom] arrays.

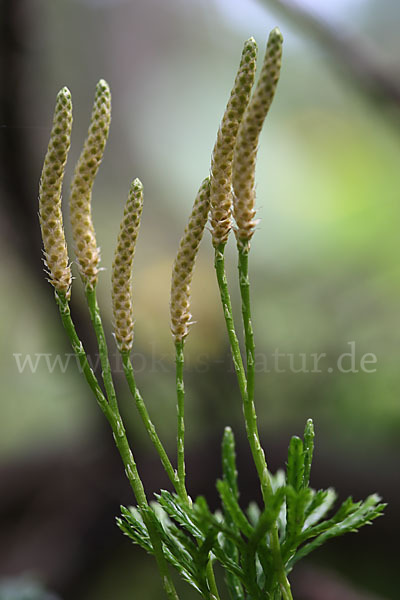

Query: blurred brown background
[[1, 0, 399, 598]]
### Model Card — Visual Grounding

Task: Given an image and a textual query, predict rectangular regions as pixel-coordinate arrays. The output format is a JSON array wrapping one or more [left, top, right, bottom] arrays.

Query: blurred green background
[[1, 0, 399, 598]]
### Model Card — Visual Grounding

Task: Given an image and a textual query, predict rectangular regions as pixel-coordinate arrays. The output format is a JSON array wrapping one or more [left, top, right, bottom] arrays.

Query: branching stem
[[55, 291, 111, 418], [56, 291, 179, 600], [214, 246, 292, 598], [121, 352, 186, 501], [237, 247, 293, 599], [55, 291, 147, 505], [214, 245, 271, 502]]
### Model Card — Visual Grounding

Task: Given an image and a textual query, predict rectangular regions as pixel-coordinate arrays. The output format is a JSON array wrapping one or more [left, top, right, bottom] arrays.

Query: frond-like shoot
[[112, 178, 144, 353], [170, 178, 211, 342], [209, 37, 258, 248], [233, 27, 283, 248], [69, 79, 111, 288], [39, 87, 73, 298]]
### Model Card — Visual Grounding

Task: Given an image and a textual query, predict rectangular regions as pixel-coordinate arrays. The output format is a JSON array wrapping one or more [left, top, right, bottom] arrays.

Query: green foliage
[[118, 423, 385, 599]]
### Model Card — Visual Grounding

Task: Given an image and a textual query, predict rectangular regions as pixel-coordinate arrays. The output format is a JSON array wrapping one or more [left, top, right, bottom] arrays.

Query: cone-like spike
[[210, 38, 258, 248], [39, 87, 73, 298], [69, 79, 111, 288], [112, 178, 144, 353], [233, 28, 283, 248], [170, 178, 211, 341]]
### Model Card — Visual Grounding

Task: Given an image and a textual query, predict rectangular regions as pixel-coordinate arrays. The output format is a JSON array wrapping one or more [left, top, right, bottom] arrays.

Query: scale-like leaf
[[302, 419, 314, 488], [217, 479, 254, 537], [287, 436, 304, 493], [283, 487, 313, 560], [222, 427, 240, 499], [254, 487, 286, 546], [242, 487, 285, 594], [220, 428, 246, 599]]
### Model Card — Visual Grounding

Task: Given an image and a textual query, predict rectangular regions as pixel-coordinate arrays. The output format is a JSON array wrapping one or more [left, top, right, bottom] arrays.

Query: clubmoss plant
[[38, 28, 385, 600]]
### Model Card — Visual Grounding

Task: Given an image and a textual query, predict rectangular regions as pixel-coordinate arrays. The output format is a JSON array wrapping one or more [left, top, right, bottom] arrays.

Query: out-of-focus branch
[[260, 0, 400, 114]]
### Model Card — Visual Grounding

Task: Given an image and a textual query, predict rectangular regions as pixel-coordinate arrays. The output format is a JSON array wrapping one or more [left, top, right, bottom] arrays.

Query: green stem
[[57, 292, 179, 600], [238, 248, 255, 405], [115, 437, 181, 600], [214, 246, 292, 598], [55, 291, 147, 506], [214, 245, 270, 502], [206, 558, 221, 600], [55, 292, 112, 419], [236, 247, 272, 503], [121, 352, 186, 500], [113, 422, 148, 507], [85, 286, 119, 414], [175, 339, 189, 504], [237, 246, 293, 599], [214, 245, 247, 397]]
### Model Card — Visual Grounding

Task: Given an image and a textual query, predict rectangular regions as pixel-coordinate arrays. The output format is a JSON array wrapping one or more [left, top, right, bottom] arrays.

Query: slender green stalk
[[206, 559, 221, 600], [113, 424, 148, 508], [238, 248, 255, 404], [237, 247, 293, 599], [112, 383, 181, 600], [84, 307, 143, 499], [85, 286, 119, 414], [121, 352, 185, 499], [55, 291, 147, 505], [55, 292, 111, 419], [175, 340, 188, 504], [214, 245, 247, 398], [58, 292, 179, 600], [214, 246, 270, 500], [214, 246, 293, 598]]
